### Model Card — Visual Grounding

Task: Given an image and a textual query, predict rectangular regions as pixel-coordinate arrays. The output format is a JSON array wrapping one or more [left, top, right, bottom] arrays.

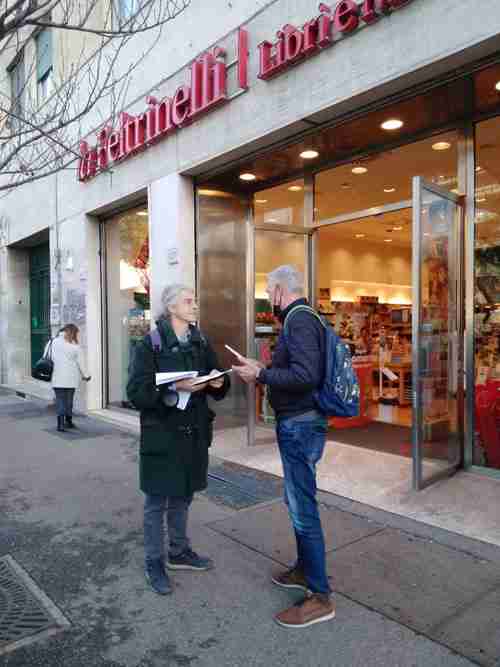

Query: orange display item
[[330, 359, 373, 429], [475, 379, 500, 469]]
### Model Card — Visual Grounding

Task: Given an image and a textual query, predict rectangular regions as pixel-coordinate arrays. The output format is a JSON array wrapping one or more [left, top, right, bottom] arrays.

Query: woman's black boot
[[65, 416, 75, 429], [57, 416, 65, 432]]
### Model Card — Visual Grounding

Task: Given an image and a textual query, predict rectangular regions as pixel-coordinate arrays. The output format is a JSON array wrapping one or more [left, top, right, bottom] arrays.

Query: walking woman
[[46, 324, 91, 432], [127, 284, 230, 596]]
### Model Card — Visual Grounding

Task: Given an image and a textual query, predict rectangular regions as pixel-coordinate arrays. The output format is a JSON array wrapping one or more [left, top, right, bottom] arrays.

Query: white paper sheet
[[155, 371, 198, 386], [191, 369, 232, 386]]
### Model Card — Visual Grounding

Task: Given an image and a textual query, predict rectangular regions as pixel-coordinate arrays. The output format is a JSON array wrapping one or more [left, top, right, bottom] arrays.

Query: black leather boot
[[57, 416, 65, 432], [65, 416, 75, 429]]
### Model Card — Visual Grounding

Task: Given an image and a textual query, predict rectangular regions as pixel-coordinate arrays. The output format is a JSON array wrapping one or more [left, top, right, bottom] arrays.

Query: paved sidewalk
[[1, 392, 499, 667]]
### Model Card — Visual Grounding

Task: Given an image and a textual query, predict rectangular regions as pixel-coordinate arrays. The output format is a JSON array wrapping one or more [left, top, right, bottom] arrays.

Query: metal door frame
[[411, 177, 466, 490]]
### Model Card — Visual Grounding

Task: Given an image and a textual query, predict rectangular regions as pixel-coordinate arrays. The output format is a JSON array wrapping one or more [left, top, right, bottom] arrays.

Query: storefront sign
[[258, 0, 414, 80], [78, 0, 416, 182], [78, 29, 249, 181]]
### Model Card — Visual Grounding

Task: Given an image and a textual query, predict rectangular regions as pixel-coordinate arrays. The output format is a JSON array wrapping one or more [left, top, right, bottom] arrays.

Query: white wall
[[318, 234, 412, 304]]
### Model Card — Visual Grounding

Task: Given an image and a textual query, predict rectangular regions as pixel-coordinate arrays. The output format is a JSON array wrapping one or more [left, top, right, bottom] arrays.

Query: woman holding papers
[[127, 284, 230, 596]]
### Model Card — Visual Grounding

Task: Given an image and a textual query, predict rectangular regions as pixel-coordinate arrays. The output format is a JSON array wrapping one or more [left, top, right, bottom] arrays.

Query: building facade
[[1, 0, 499, 489]]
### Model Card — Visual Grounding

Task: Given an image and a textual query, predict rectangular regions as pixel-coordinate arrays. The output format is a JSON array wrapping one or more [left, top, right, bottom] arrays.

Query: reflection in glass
[[106, 206, 150, 408], [474, 118, 500, 469], [416, 188, 461, 483], [253, 179, 305, 226]]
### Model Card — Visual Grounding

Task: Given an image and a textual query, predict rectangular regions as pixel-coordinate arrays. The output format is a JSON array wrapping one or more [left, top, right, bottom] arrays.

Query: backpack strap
[[149, 328, 162, 352], [283, 305, 326, 334]]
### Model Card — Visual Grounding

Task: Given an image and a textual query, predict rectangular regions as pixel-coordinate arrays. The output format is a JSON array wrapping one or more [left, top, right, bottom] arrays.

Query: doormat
[[204, 460, 283, 509], [0, 555, 70, 656]]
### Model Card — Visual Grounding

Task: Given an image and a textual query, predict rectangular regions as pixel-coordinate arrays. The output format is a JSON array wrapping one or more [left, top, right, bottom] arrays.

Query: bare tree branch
[[0, 0, 191, 192]]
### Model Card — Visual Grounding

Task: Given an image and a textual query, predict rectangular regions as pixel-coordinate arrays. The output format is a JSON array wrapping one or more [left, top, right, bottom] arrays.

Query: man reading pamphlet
[[127, 284, 230, 596]]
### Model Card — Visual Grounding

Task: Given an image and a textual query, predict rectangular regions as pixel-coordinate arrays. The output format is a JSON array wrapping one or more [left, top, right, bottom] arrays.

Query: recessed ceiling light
[[355, 234, 365, 239], [255, 199, 268, 204], [137, 210, 148, 216], [300, 150, 319, 159], [239, 173, 256, 181], [384, 238, 393, 243], [476, 197, 486, 203], [496, 81, 500, 92], [288, 185, 303, 192], [352, 166, 368, 175], [384, 187, 396, 193], [381, 119, 403, 131], [476, 166, 483, 173], [432, 141, 451, 151], [266, 218, 277, 223], [341, 182, 352, 189], [393, 226, 403, 231]]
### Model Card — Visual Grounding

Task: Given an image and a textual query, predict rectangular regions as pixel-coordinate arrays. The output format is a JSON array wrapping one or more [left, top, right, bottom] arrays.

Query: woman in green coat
[[127, 284, 230, 595]]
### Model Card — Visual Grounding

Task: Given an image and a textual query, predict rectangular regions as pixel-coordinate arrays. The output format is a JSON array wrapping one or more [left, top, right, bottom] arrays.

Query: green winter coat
[[126, 319, 230, 497]]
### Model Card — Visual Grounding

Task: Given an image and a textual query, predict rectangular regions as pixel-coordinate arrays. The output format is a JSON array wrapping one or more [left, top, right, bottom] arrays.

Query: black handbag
[[33, 339, 54, 382]]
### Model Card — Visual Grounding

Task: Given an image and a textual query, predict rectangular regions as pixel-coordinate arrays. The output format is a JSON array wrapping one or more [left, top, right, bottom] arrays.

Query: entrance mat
[[204, 460, 284, 510], [208, 501, 383, 564], [328, 528, 500, 667], [330, 421, 412, 457], [0, 555, 70, 656]]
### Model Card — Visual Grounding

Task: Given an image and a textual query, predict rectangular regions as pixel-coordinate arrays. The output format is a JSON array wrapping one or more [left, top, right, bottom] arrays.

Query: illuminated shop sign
[[78, 29, 249, 181], [258, 0, 414, 80], [78, 0, 415, 182]]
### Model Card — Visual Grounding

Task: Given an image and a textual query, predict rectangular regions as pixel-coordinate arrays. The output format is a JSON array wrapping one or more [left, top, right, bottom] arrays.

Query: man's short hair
[[267, 265, 304, 294]]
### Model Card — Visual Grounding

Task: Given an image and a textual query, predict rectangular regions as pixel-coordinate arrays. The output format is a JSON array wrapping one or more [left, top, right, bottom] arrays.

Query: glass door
[[252, 228, 311, 430], [412, 177, 465, 489]]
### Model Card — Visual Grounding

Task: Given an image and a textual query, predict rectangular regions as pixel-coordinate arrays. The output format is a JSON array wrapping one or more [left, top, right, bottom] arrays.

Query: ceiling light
[[384, 187, 396, 193], [496, 81, 500, 92], [384, 239, 393, 243], [300, 150, 319, 159], [255, 199, 268, 204], [137, 210, 148, 216], [355, 234, 365, 239], [432, 141, 451, 151], [381, 119, 403, 131], [393, 226, 403, 231], [476, 166, 482, 173], [341, 182, 352, 189], [288, 185, 303, 192], [239, 172, 256, 181], [476, 197, 487, 203], [352, 166, 368, 175], [266, 218, 277, 223]]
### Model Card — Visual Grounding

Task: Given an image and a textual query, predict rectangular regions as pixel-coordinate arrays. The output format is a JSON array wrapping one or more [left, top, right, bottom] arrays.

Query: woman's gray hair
[[267, 265, 304, 294], [160, 284, 194, 319]]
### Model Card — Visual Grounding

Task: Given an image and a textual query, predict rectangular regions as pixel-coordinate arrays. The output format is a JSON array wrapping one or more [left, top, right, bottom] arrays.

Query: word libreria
[[258, 0, 413, 80], [78, 0, 414, 182]]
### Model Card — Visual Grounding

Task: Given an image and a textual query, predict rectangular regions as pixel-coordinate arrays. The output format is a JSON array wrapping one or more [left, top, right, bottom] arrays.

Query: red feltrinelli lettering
[[78, 29, 248, 182], [258, 0, 415, 80]]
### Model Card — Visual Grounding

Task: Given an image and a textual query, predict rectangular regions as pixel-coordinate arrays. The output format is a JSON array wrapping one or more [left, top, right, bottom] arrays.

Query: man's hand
[[232, 358, 264, 385], [208, 369, 225, 390], [175, 379, 206, 393]]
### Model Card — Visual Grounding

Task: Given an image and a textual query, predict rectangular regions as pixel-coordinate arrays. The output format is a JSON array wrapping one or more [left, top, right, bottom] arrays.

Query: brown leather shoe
[[274, 593, 336, 628], [272, 565, 309, 592]]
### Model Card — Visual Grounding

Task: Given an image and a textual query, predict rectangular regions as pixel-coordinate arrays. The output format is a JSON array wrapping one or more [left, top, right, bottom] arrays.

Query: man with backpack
[[233, 264, 341, 628]]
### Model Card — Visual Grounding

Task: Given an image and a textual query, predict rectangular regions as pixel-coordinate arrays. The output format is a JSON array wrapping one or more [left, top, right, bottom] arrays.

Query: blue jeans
[[276, 411, 330, 595], [53, 388, 75, 417], [144, 494, 193, 563]]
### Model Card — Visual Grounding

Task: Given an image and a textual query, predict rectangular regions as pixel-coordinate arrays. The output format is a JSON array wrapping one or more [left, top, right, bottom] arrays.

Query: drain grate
[[0, 555, 70, 656]]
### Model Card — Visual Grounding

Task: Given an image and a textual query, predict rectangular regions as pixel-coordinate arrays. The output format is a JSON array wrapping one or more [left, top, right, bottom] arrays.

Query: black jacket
[[126, 319, 230, 496], [259, 298, 325, 419]]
